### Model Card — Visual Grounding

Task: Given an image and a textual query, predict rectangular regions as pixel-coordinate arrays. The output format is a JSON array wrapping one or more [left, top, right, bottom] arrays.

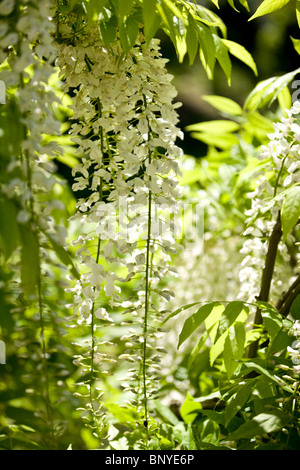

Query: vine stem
[[248, 210, 282, 359], [276, 273, 300, 317]]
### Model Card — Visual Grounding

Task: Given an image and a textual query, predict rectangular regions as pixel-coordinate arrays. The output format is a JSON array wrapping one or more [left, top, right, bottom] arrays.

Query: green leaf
[[223, 322, 245, 378], [209, 301, 249, 366], [244, 68, 300, 111], [221, 39, 257, 76], [249, 0, 291, 21], [245, 111, 276, 136], [19, 224, 40, 297], [268, 328, 293, 355], [180, 393, 203, 424], [197, 24, 216, 80], [208, 303, 247, 365], [98, 16, 117, 47], [281, 185, 300, 241], [227, 0, 238, 11], [143, 0, 160, 42], [238, 0, 250, 11], [174, 24, 187, 62], [260, 304, 283, 341], [215, 301, 249, 341], [213, 34, 232, 85], [84, 0, 109, 25], [297, 1, 300, 29], [162, 301, 202, 324], [290, 294, 300, 320], [201, 95, 243, 116], [157, 2, 176, 46], [194, 5, 226, 32], [0, 200, 20, 260], [229, 411, 290, 440], [186, 14, 199, 65], [241, 361, 292, 391], [163, 0, 185, 22], [225, 380, 254, 426], [291, 36, 300, 56], [278, 86, 292, 111], [114, 0, 136, 20], [186, 120, 240, 134], [178, 302, 224, 349], [187, 332, 209, 371], [119, 16, 139, 54], [190, 132, 238, 149], [155, 401, 180, 426]]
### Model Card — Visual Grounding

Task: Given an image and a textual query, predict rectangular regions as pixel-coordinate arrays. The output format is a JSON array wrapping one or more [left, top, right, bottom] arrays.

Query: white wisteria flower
[[56, 27, 183, 433]]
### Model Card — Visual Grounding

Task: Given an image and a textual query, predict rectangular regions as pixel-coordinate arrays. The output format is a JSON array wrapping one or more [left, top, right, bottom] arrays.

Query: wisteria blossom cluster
[[55, 27, 183, 437], [238, 101, 300, 303]]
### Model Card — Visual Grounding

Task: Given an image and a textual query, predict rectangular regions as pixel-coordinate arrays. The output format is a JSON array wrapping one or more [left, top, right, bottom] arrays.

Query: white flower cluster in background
[[238, 101, 300, 303], [0, 0, 66, 243], [56, 28, 183, 432], [288, 320, 300, 374]]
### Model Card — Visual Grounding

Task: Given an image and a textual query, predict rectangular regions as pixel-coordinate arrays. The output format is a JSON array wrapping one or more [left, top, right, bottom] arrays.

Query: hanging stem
[[142, 94, 153, 439], [25, 151, 55, 445], [89, 98, 104, 420]]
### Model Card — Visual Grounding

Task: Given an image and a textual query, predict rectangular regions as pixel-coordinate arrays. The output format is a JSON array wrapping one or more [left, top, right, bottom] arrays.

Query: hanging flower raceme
[[56, 27, 183, 441], [238, 101, 300, 304], [0, 0, 73, 446]]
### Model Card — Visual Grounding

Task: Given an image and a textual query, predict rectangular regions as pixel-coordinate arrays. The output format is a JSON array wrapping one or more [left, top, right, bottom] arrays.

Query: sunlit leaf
[[225, 380, 254, 426], [186, 14, 199, 65], [249, 0, 291, 21], [178, 302, 224, 348], [186, 120, 240, 134], [213, 34, 232, 85], [222, 38, 257, 76], [197, 24, 216, 79], [244, 68, 300, 111], [291, 36, 300, 55], [229, 411, 290, 440], [143, 0, 160, 42], [281, 185, 300, 241], [201, 95, 243, 116]]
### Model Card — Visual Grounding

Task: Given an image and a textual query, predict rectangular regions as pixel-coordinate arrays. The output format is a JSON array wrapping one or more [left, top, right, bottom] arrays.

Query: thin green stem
[[88, 98, 104, 430], [143, 186, 152, 436], [142, 94, 152, 442], [274, 156, 287, 198], [25, 152, 55, 445], [89, 176, 103, 399]]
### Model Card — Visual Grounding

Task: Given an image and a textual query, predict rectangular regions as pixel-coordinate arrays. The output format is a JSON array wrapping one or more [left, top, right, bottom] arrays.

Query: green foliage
[[281, 185, 300, 241], [1, 0, 300, 452], [249, 0, 291, 21], [58, 0, 256, 80]]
